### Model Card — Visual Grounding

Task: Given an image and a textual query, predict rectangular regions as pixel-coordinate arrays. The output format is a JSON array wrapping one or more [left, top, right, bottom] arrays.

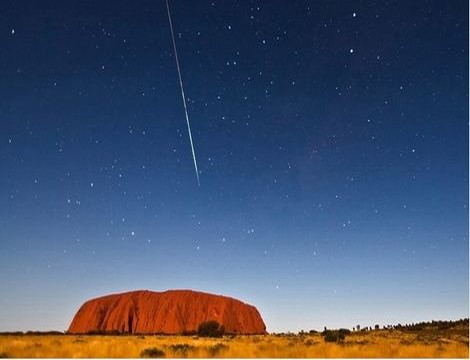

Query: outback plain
[[0, 319, 468, 358]]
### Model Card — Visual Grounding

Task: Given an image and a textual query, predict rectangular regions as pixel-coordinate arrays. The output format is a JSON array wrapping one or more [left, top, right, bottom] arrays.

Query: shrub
[[304, 339, 315, 346], [322, 329, 349, 343], [197, 320, 225, 337], [323, 331, 340, 342], [208, 343, 229, 356], [167, 344, 195, 356], [25, 331, 63, 336], [140, 347, 165, 358]]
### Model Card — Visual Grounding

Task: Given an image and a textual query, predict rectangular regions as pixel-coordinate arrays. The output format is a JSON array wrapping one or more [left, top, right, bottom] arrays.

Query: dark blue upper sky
[[0, 0, 468, 332]]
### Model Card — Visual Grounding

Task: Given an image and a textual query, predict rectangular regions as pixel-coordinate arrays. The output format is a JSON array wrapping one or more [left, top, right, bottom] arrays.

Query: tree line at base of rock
[[2, 318, 467, 337], [84, 321, 227, 337]]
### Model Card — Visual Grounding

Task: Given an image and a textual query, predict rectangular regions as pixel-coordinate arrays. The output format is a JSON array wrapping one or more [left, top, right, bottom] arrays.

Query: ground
[[0, 325, 468, 358]]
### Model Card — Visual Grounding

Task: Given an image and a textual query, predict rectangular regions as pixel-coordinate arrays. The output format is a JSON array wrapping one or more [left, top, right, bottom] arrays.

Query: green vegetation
[[167, 343, 195, 356], [207, 343, 229, 356], [322, 329, 351, 343], [197, 321, 225, 337], [140, 347, 166, 358], [398, 318, 469, 331]]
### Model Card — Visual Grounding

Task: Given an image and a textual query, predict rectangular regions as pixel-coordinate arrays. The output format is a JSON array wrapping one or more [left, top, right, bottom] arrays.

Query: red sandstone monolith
[[68, 289, 266, 334]]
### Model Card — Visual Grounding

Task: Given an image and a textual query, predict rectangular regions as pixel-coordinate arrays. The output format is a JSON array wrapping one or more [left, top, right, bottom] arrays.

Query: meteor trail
[[165, 0, 200, 186]]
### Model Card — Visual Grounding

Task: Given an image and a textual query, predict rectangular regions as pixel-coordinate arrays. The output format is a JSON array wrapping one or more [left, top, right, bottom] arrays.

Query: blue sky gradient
[[0, 0, 468, 332]]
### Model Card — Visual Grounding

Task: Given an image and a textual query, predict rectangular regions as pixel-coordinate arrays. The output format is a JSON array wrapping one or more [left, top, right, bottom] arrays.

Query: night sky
[[0, 0, 468, 333]]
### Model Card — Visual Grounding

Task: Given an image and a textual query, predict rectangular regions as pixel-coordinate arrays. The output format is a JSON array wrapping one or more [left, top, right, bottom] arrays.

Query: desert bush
[[140, 347, 165, 358], [25, 331, 63, 336], [207, 343, 229, 356], [323, 331, 341, 342], [322, 329, 349, 343], [197, 320, 225, 337], [167, 343, 195, 356]]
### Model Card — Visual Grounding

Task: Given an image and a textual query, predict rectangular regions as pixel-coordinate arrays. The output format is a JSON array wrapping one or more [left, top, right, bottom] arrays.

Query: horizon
[[1, 316, 468, 334], [0, 0, 468, 334], [0, 286, 468, 333], [1, 311, 468, 334]]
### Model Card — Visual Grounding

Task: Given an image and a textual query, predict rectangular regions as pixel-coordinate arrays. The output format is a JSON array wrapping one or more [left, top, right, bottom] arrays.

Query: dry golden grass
[[0, 330, 468, 358]]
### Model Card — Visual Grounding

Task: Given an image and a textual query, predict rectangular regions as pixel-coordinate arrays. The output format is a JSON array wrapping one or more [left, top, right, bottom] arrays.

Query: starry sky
[[0, 0, 468, 333]]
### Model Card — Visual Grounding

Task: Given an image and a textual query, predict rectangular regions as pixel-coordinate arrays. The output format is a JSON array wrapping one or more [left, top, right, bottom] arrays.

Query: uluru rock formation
[[68, 289, 266, 335]]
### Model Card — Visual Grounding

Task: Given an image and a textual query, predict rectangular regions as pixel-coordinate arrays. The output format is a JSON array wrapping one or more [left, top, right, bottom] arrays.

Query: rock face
[[68, 289, 267, 335]]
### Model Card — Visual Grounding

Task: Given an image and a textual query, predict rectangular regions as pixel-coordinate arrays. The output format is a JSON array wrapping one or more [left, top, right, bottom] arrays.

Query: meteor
[[165, 0, 200, 186]]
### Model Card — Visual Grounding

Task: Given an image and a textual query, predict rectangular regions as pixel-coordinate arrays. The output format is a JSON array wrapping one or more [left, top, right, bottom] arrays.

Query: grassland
[[0, 325, 468, 358]]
